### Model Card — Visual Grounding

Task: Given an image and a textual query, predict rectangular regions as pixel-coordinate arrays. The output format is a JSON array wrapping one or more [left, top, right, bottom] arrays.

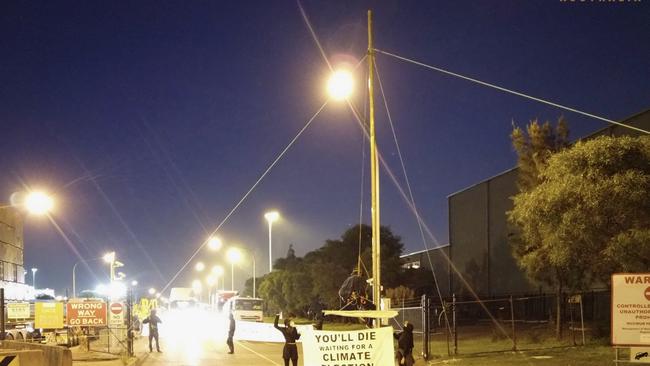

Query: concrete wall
[[0, 349, 44, 366], [0, 341, 71, 366]]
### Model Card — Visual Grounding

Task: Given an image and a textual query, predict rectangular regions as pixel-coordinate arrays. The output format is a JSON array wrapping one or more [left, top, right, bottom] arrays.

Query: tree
[[509, 116, 569, 338], [510, 117, 569, 191], [508, 135, 650, 338]]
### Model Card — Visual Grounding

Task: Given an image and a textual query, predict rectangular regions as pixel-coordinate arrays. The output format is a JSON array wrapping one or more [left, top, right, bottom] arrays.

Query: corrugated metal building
[[448, 109, 650, 297], [402, 109, 650, 298]]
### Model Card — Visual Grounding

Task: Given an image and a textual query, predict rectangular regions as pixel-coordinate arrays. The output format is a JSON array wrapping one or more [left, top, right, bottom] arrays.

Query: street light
[[226, 248, 242, 291], [103, 251, 123, 282], [264, 211, 280, 273], [24, 191, 54, 215], [72, 256, 107, 298], [211, 265, 225, 291], [31, 268, 38, 289], [326, 69, 354, 101], [148, 288, 156, 296], [207, 236, 223, 251], [195, 261, 205, 272], [131, 280, 138, 287]]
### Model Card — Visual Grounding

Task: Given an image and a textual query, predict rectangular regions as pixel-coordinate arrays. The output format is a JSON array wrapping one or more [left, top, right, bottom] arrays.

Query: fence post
[[421, 295, 429, 360], [509, 295, 516, 351], [0, 288, 5, 341], [127, 289, 134, 357], [452, 293, 457, 355]]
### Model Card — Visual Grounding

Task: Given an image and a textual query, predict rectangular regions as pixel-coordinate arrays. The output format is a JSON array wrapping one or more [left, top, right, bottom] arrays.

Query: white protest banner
[[301, 326, 394, 366]]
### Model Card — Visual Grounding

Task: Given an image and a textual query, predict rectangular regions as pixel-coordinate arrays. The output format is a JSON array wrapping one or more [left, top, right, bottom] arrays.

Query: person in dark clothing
[[394, 321, 414, 366], [142, 309, 162, 353], [226, 312, 236, 354], [274, 314, 300, 366]]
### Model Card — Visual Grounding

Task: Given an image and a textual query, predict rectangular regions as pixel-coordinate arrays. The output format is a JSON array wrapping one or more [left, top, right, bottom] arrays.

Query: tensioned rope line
[[375, 49, 650, 135], [298, 0, 333, 72], [375, 60, 453, 337], [346, 99, 513, 340], [161, 100, 329, 293]]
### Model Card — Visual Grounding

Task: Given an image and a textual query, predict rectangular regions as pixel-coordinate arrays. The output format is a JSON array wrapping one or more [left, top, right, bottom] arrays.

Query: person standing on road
[[142, 309, 162, 353], [394, 321, 414, 366], [274, 314, 300, 366], [226, 312, 236, 354]]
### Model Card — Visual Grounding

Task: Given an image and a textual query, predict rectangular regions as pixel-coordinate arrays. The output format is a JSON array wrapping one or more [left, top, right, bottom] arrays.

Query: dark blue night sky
[[1, 1, 648, 294]]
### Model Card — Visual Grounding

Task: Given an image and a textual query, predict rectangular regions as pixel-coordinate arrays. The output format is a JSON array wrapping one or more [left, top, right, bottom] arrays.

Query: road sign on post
[[612, 273, 650, 346], [109, 302, 124, 326], [66, 300, 107, 326]]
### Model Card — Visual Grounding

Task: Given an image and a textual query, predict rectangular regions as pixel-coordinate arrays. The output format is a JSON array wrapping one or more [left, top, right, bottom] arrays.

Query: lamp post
[[264, 211, 279, 273], [31, 268, 38, 289], [226, 248, 242, 291], [211, 265, 225, 291], [72, 256, 107, 298]]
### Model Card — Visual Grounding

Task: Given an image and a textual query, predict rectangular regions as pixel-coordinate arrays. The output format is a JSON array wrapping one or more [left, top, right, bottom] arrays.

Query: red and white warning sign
[[612, 273, 650, 346], [109, 302, 125, 326]]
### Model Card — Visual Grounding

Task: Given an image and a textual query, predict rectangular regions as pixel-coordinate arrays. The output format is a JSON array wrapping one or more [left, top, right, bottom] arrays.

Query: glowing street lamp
[[207, 236, 223, 251], [264, 211, 280, 273], [227, 248, 242, 291], [195, 261, 205, 272], [131, 280, 138, 287], [24, 191, 54, 215], [326, 69, 354, 101], [148, 288, 156, 296]]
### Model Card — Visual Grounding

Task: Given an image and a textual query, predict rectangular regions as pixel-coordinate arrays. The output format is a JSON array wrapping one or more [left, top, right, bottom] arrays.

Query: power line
[[375, 48, 649, 135]]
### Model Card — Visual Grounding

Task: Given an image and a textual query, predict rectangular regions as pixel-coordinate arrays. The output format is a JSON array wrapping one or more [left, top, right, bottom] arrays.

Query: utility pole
[[367, 9, 382, 328]]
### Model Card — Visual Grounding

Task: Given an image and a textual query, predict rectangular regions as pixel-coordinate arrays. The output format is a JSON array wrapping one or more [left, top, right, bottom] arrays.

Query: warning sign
[[35, 302, 64, 329], [67, 300, 107, 326], [109, 302, 124, 326], [612, 273, 650, 346], [7, 303, 30, 319], [0, 354, 20, 366]]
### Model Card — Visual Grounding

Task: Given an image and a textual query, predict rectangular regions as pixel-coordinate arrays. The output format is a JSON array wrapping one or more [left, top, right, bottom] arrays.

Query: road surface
[[140, 309, 304, 365]]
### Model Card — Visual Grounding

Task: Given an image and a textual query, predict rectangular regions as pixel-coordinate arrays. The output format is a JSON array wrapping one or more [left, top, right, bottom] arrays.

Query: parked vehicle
[[223, 297, 264, 322]]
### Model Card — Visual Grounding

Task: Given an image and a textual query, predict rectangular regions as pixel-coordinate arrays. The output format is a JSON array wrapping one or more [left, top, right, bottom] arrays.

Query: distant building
[[0, 206, 32, 300], [400, 245, 451, 297], [448, 109, 650, 297], [400, 109, 650, 299]]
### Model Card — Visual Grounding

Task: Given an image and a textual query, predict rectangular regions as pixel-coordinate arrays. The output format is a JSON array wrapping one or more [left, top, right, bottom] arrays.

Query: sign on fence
[[612, 273, 650, 346], [35, 302, 64, 329], [7, 302, 30, 319], [67, 300, 107, 326], [109, 302, 124, 326], [301, 327, 394, 366]]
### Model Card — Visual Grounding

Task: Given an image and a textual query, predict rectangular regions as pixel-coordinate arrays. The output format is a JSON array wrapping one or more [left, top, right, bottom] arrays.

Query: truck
[[168, 287, 198, 310]]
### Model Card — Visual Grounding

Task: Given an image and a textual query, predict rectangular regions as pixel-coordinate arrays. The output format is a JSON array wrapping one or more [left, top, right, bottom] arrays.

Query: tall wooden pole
[[367, 9, 381, 328]]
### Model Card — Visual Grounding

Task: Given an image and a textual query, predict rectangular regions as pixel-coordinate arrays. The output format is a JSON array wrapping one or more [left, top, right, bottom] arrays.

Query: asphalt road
[[140, 310, 304, 365]]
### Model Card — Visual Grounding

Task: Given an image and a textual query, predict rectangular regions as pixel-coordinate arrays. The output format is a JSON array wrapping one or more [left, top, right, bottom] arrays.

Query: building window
[[402, 260, 420, 269]]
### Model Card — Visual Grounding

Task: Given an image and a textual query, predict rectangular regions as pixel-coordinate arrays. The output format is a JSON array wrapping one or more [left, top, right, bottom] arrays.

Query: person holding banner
[[394, 321, 414, 366], [274, 314, 301, 366]]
